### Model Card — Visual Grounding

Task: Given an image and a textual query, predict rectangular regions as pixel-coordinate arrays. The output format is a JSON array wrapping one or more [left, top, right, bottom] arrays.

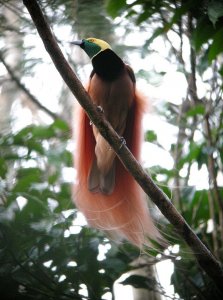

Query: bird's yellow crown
[[82, 37, 112, 59], [86, 38, 111, 51]]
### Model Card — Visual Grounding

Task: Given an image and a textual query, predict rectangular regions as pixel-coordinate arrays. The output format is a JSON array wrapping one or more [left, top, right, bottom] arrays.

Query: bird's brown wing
[[87, 67, 135, 194]]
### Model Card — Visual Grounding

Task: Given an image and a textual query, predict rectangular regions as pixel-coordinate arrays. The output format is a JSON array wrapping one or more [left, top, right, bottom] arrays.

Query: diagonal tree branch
[[0, 51, 61, 121], [23, 0, 223, 292]]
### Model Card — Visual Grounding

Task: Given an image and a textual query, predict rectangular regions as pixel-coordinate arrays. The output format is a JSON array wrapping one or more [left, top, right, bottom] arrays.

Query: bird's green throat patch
[[82, 38, 112, 59]]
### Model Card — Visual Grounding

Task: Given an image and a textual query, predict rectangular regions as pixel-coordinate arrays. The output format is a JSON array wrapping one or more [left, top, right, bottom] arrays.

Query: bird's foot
[[97, 105, 104, 113], [119, 137, 126, 149], [90, 106, 103, 125]]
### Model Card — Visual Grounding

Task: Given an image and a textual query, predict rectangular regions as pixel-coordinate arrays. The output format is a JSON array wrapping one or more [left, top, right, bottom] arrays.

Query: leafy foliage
[[1, 0, 223, 299], [0, 121, 144, 299]]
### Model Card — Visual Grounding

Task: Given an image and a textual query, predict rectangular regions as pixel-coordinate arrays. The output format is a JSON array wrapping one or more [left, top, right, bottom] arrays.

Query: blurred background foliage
[[0, 0, 223, 299]]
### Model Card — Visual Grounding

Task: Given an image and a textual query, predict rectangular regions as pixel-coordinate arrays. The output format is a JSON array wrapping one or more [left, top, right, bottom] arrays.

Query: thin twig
[[187, 12, 198, 104], [204, 113, 223, 213], [0, 51, 61, 121], [207, 189, 219, 258], [172, 102, 185, 211], [23, 0, 223, 293]]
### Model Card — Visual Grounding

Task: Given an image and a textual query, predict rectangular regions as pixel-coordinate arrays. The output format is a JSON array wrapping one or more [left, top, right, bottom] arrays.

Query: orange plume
[[73, 90, 160, 248]]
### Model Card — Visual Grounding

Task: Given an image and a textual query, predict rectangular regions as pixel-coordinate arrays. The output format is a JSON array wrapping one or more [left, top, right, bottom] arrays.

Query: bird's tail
[[73, 91, 160, 248]]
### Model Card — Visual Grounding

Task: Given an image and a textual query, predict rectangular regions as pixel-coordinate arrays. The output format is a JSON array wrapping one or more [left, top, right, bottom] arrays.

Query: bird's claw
[[90, 106, 103, 125], [119, 137, 126, 149], [97, 105, 104, 113]]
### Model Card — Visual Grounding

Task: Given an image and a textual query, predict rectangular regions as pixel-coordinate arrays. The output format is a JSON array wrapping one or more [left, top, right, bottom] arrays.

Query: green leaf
[[186, 104, 205, 117], [13, 126, 33, 142], [189, 142, 202, 161], [47, 148, 72, 167], [48, 171, 59, 184], [120, 274, 155, 290], [208, 28, 223, 63], [192, 17, 215, 51], [31, 125, 55, 139], [0, 202, 19, 223], [144, 27, 165, 48], [136, 10, 153, 25], [13, 168, 43, 192], [0, 158, 7, 178], [30, 219, 55, 233], [17, 167, 42, 179], [26, 139, 45, 154], [13, 126, 45, 154], [190, 190, 210, 226], [50, 119, 69, 131], [197, 49, 209, 75], [106, 0, 126, 18], [220, 147, 223, 163], [208, 0, 223, 25], [145, 130, 157, 143]]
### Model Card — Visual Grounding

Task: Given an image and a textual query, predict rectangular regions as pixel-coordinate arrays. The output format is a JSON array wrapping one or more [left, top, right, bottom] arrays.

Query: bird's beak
[[70, 40, 84, 46]]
